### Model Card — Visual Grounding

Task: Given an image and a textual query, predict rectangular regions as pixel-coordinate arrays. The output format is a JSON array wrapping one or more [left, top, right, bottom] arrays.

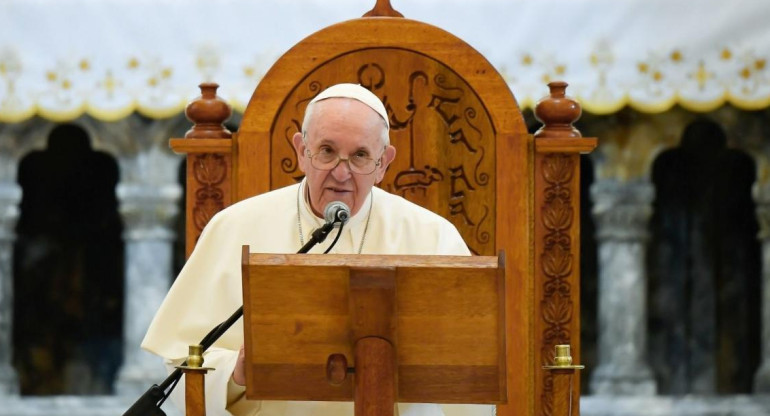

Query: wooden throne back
[[172, 2, 596, 415]]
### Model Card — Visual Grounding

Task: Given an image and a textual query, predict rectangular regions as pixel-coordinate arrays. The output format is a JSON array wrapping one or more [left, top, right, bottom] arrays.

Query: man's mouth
[[326, 187, 351, 193]]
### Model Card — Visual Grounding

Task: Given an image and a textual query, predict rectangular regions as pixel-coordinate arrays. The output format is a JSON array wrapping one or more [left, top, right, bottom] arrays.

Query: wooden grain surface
[[241, 253, 505, 403], [182, 370, 207, 416]]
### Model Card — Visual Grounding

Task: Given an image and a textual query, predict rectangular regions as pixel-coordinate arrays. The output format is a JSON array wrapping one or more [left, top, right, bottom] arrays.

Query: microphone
[[324, 201, 351, 225]]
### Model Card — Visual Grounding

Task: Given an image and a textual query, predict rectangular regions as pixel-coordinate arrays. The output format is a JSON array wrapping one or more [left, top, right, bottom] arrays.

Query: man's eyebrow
[[314, 139, 372, 153]]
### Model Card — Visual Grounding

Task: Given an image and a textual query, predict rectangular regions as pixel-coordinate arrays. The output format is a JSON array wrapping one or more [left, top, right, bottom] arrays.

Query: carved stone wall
[[580, 106, 770, 414], [0, 105, 769, 415], [589, 179, 657, 396], [0, 115, 185, 400], [0, 180, 21, 396]]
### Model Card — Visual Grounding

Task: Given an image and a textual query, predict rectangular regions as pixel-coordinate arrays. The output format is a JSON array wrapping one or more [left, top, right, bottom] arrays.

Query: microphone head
[[324, 201, 351, 225]]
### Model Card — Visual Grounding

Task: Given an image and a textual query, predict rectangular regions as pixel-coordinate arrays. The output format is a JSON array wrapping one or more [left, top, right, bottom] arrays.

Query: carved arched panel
[[270, 49, 496, 255]]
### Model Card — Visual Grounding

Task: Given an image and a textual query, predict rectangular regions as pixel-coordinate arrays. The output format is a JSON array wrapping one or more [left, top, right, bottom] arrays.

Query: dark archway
[[648, 119, 761, 394], [13, 123, 125, 395]]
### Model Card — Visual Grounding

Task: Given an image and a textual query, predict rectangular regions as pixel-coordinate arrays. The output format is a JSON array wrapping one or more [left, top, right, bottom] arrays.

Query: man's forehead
[[313, 97, 381, 122], [312, 136, 378, 149], [306, 134, 381, 151], [308, 99, 383, 132]]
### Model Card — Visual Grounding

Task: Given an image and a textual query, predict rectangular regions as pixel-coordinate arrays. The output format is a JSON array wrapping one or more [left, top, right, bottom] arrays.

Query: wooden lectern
[[240, 250, 507, 415]]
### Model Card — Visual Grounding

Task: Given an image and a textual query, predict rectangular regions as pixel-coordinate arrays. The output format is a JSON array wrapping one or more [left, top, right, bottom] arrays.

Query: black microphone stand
[[298, 222, 336, 254], [122, 221, 342, 416]]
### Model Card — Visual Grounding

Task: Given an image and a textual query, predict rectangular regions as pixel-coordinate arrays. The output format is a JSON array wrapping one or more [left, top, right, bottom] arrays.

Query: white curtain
[[1, 0, 768, 122]]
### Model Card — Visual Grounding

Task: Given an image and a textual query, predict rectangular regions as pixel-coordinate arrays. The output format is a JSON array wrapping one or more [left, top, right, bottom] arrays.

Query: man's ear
[[374, 145, 397, 184], [292, 132, 307, 173]]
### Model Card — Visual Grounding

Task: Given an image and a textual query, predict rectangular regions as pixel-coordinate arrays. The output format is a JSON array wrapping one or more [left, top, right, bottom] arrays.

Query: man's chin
[[322, 192, 353, 205], [316, 196, 355, 216]]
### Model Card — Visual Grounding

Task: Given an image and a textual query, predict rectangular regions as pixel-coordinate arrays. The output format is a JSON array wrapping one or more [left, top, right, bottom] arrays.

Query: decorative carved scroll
[[270, 49, 497, 254]]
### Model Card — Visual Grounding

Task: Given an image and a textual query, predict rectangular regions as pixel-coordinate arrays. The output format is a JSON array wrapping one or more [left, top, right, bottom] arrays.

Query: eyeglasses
[[306, 147, 383, 175]]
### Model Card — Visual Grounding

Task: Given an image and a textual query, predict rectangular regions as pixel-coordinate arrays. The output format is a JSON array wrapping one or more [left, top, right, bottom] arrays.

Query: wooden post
[[543, 344, 583, 416], [178, 345, 214, 416], [349, 267, 397, 416], [533, 82, 596, 416], [169, 83, 234, 258], [550, 369, 576, 416], [181, 370, 208, 416], [354, 337, 396, 416]]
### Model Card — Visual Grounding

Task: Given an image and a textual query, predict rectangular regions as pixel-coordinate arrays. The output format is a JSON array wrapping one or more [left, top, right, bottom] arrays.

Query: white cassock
[[142, 179, 494, 416]]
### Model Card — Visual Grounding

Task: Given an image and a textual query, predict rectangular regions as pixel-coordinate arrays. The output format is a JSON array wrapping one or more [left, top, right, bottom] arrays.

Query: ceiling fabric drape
[[1, 0, 768, 123]]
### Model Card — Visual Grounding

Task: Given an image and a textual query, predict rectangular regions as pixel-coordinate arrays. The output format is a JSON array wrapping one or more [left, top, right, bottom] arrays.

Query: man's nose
[[330, 157, 352, 180]]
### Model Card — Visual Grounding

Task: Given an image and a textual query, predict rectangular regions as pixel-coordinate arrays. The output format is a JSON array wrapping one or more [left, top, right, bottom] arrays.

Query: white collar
[[297, 178, 373, 253]]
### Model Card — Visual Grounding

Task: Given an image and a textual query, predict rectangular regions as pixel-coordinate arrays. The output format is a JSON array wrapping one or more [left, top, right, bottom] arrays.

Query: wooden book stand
[[240, 250, 506, 415]]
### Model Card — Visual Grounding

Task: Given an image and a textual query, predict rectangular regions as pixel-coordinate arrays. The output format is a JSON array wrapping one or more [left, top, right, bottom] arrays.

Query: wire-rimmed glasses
[[306, 148, 383, 175]]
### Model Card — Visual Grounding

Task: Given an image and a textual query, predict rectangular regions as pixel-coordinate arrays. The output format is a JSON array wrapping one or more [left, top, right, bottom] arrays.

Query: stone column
[[115, 182, 181, 396], [0, 181, 21, 395], [754, 183, 770, 392], [589, 180, 657, 395]]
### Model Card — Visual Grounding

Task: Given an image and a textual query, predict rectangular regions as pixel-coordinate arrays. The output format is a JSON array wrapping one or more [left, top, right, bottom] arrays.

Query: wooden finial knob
[[185, 82, 233, 138], [534, 81, 582, 139], [363, 0, 404, 17]]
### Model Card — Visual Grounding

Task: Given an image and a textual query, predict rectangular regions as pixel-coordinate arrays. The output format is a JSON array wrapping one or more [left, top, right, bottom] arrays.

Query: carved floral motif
[[192, 153, 226, 236], [539, 154, 575, 416]]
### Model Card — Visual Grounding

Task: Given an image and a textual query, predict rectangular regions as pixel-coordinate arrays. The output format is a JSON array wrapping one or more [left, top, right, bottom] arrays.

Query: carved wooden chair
[[171, 1, 596, 415]]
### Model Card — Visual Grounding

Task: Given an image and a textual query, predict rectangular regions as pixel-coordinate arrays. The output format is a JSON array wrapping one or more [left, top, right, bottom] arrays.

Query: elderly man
[[142, 84, 491, 416]]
